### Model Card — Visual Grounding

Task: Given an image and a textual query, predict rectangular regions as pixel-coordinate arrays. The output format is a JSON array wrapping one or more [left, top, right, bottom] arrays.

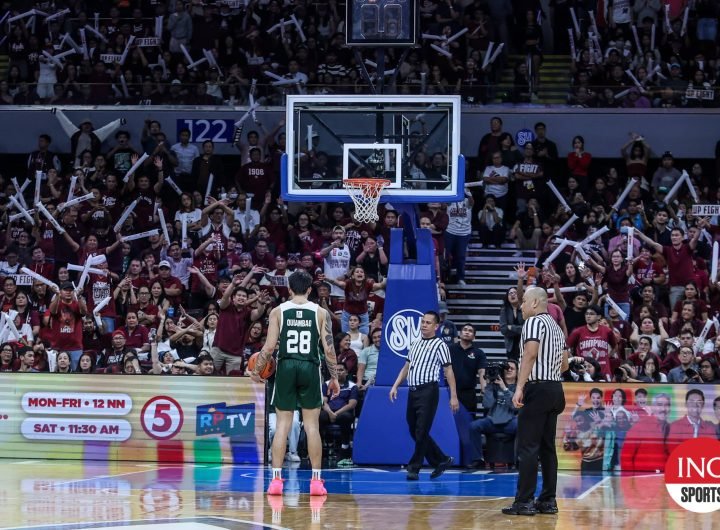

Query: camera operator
[[667, 347, 700, 383], [565, 356, 595, 382], [467, 360, 518, 469], [612, 361, 642, 383]]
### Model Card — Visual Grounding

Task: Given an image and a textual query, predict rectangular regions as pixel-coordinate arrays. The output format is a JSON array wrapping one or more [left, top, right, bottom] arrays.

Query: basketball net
[[343, 178, 390, 223]]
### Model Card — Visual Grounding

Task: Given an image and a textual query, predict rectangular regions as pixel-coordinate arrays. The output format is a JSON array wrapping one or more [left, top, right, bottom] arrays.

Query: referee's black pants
[[515, 381, 565, 504], [406, 382, 447, 472]]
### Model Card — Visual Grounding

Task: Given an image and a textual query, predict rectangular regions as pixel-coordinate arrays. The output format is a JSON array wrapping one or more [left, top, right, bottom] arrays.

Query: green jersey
[[278, 301, 323, 364]]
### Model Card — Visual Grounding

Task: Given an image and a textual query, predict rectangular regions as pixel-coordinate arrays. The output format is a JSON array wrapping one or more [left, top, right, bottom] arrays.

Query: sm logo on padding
[[384, 309, 424, 358]]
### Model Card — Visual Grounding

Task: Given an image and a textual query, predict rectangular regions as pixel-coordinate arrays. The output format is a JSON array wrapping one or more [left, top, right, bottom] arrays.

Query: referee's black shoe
[[534, 500, 559, 514], [501, 502, 537, 516], [430, 456, 453, 479]]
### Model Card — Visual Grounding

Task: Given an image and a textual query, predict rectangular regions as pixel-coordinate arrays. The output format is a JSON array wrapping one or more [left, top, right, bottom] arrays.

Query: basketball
[[247, 352, 276, 379]]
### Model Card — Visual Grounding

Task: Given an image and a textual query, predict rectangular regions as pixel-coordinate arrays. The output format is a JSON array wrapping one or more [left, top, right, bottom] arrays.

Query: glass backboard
[[281, 95, 464, 204]]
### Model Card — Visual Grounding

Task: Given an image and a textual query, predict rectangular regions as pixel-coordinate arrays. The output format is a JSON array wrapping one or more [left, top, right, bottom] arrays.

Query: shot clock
[[346, 0, 416, 47]]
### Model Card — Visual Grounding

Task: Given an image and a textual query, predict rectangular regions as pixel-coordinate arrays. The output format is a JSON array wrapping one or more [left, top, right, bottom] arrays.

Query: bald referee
[[502, 287, 568, 517], [390, 310, 459, 481]]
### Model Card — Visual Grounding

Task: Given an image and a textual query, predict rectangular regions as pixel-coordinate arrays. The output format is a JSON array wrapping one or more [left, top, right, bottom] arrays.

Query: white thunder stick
[[664, 170, 688, 202], [20, 267, 58, 291], [181, 215, 188, 249], [555, 214, 579, 237], [263, 70, 296, 86], [579, 225, 610, 247], [205, 173, 214, 205], [627, 227, 634, 260], [651, 24, 655, 50], [625, 69, 643, 88], [83, 23, 108, 43], [9, 209, 34, 222], [234, 101, 260, 128], [290, 14, 306, 42], [119, 35, 136, 65], [47, 7, 69, 22], [67, 175, 78, 202], [67, 263, 106, 276], [613, 88, 632, 100], [114, 199, 138, 232], [612, 178, 638, 210], [158, 209, 170, 244], [685, 172, 699, 202], [547, 180, 572, 212], [487, 43, 504, 65], [61, 192, 94, 210], [696, 319, 714, 353], [120, 74, 130, 98], [165, 176, 182, 196], [35, 202, 64, 233], [447, 27, 469, 43], [631, 25, 642, 52], [681, 7, 689, 37], [307, 125, 313, 151], [122, 229, 160, 242], [180, 43, 194, 65], [605, 295, 628, 321], [568, 29, 576, 60], [11, 177, 27, 208], [664, 4, 672, 33], [711, 241, 719, 283], [92, 295, 111, 326], [93, 296, 111, 315], [588, 10, 599, 34], [570, 7, 581, 37], [34, 172, 42, 204], [77, 260, 93, 290], [9, 196, 34, 225], [430, 44, 452, 58], [94, 12, 99, 31], [547, 286, 586, 294], [543, 240, 570, 267], [123, 152, 149, 182], [155, 16, 163, 38], [482, 42, 495, 69]]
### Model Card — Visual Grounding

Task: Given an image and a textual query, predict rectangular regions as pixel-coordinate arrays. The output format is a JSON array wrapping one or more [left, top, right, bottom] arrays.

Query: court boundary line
[[577, 475, 611, 500], [3, 516, 291, 530]]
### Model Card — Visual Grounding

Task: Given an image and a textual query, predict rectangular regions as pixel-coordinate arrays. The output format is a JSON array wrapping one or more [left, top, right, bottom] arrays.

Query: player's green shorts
[[271, 358, 322, 411]]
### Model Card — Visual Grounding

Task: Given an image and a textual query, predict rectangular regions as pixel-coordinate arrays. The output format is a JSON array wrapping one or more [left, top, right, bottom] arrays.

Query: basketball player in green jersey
[[251, 270, 340, 496]]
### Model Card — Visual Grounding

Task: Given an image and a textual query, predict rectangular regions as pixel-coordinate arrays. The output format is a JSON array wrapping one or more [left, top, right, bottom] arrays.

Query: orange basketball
[[247, 352, 276, 379]]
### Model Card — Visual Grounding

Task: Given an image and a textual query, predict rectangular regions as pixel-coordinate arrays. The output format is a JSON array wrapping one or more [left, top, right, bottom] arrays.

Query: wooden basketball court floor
[[0, 459, 712, 529]]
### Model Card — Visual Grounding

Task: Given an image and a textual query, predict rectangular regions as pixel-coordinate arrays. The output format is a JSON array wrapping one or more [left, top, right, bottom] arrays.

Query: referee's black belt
[[526, 380, 562, 385], [409, 382, 439, 391]]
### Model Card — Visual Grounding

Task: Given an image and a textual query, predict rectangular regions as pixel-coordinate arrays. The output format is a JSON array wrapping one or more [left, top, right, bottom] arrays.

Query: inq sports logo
[[384, 309, 424, 358]]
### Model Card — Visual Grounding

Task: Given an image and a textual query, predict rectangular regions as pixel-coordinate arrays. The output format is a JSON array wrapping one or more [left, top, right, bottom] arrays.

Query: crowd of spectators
[[477, 115, 720, 387], [2, 1, 717, 106], [566, 1, 720, 108]]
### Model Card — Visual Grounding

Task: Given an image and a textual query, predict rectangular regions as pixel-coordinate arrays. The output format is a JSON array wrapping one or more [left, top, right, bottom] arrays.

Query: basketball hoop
[[343, 178, 391, 223]]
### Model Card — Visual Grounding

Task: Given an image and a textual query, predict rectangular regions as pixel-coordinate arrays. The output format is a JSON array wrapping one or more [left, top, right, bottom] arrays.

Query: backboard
[[281, 95, 464, 204]]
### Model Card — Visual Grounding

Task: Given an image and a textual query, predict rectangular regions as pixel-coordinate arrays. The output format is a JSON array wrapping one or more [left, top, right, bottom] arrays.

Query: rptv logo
[[384, 309, 424, 358]]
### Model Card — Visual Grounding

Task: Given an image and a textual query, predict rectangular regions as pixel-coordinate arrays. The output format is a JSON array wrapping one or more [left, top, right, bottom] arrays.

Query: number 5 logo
[[141, 396, 184, 440]]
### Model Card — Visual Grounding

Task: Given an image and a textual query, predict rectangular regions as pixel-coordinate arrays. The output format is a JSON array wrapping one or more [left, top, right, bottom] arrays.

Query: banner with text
[[557, 383, 720, 472], [0, 374, 265, 463]]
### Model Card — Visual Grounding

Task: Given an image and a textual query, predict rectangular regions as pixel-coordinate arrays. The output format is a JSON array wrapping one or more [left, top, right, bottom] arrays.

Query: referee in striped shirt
[[503, 287, 568, 517], [390, 311, 459, 481]]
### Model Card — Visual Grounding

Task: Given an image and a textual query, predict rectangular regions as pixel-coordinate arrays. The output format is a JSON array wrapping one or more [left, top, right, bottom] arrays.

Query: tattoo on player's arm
[[324, 311, 339, 379]]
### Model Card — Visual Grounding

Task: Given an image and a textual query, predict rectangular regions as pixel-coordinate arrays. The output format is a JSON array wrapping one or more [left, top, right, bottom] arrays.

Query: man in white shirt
[[171, 128, 200, 177], [445, 190, 474, 286], [481, 151, 510, 209], [233, 192, 261, 236], [320, 226, 351, 299]]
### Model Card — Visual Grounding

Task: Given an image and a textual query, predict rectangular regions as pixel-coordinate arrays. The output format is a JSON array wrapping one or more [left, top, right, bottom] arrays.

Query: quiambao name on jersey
[[285, 318, 313, 327]]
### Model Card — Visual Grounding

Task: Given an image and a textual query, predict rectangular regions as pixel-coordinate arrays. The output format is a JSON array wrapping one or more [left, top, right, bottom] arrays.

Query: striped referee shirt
[[519, 313, 565, 382], [407, 336, 451, 386]]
